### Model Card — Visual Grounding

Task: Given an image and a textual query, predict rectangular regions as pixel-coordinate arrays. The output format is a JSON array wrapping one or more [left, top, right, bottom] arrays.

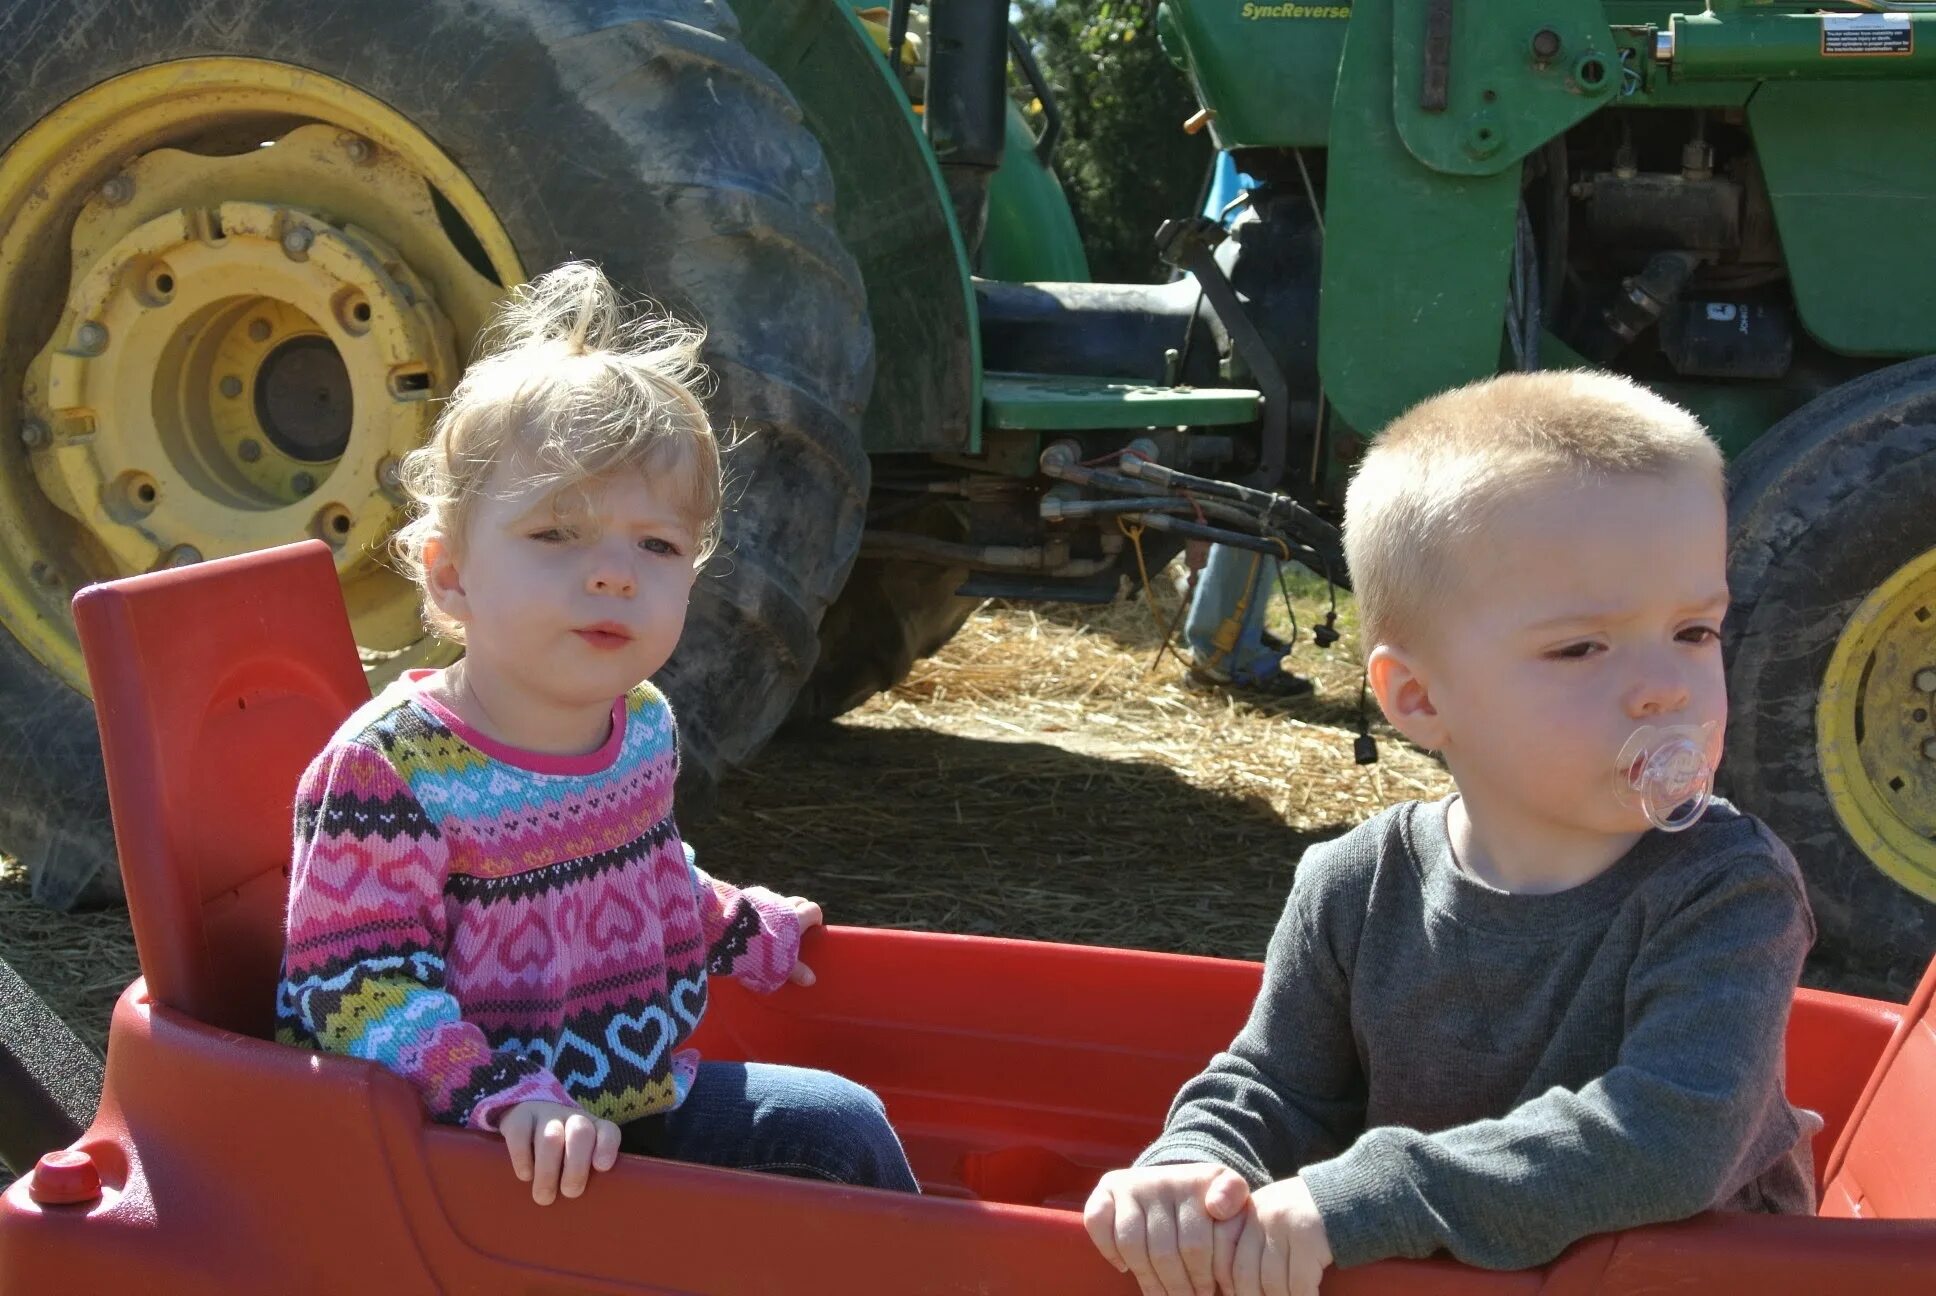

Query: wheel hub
[[1819, 545, 1936, 902], [24, 181, 453, 579], [0, 64, 524, 688]]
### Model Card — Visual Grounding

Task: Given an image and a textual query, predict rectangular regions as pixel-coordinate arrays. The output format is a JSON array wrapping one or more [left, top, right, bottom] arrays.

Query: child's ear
[[1366, 644, 1446, 752], [421, 535, 473, 626]]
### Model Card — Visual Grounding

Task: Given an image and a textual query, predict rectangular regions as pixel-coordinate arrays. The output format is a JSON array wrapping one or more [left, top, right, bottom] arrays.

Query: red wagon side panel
[[5, 933, 1933, 1295]]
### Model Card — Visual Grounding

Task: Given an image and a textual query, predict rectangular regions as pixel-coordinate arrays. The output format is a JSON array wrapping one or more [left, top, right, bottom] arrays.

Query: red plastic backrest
[[1818, 954, 1936, 1219], [72, 541, 369, 1037]]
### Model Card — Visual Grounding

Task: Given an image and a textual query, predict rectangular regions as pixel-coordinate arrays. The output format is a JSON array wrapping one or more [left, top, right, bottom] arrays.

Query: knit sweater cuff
[[735, 887, 804, 993], [1133, 1137, 1269, 1190], [467, 1067, 576, 1133], [1299, 1139, 1419, 1270]]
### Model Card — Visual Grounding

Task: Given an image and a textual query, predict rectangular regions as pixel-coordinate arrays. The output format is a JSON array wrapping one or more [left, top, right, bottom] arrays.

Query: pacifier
[[1614, 722, 1721, 832]]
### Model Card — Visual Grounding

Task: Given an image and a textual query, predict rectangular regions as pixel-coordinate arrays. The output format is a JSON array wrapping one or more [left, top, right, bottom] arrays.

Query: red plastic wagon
[[2, 541, 1932, 1293]]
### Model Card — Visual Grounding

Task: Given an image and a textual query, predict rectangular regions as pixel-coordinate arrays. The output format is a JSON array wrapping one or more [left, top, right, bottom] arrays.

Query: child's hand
[[499, 1100, 621, 1205], [1224, 1176, 1332, 1296], [786, 895, 823, 986], [1083, 1163, 1252, 1296]]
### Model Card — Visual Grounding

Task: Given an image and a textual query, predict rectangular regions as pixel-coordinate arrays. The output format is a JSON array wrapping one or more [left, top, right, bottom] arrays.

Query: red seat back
[[73, 542, 369, 1038], [1819, 955, 1936, 1219]]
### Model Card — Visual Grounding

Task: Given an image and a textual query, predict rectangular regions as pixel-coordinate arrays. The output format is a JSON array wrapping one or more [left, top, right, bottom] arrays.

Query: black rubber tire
[[1723, 356, 1936, 999], [789, 502, 979, 721], [0, 0, 872, 903], [0, 953, 102, 1175]]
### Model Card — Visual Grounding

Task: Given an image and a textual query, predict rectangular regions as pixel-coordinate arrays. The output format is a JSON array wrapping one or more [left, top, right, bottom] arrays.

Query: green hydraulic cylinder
[[1662, 8, 1936, 81]]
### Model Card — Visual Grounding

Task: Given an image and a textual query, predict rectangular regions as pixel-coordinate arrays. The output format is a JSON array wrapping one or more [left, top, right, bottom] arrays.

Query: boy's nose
[[1625, 672, 1691, 720]]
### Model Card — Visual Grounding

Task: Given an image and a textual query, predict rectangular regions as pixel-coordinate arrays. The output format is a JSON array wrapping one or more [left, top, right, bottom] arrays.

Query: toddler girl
[[275, 262, 918, 1204]]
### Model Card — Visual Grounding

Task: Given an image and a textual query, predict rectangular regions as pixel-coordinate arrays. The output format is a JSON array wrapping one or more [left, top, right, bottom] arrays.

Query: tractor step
[[981, 371, 1261, 431]]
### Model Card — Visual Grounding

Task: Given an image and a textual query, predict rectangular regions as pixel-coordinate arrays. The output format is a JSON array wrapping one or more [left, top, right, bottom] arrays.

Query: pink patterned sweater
[[275, 671, 801, 1130]]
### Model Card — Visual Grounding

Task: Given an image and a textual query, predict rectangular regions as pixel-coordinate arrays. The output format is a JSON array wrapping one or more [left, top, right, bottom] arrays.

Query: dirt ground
[[0, 570, 1450, 1058]]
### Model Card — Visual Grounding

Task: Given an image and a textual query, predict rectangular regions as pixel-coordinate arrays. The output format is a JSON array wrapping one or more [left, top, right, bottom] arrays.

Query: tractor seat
[[1817, 953, 1936, 1220], [72, 541, 370, 1040]]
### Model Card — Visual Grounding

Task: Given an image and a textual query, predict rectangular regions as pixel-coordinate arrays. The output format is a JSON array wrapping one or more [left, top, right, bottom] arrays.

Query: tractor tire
[[0, 0, 872, 906], [1723, 357, 1936, 999], [0, 952, 102, 1176], [789, 501, 978, 721]]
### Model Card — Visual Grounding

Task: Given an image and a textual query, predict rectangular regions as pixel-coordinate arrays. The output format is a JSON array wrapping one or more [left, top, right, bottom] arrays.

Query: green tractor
[[0, 0, 1931, 993]]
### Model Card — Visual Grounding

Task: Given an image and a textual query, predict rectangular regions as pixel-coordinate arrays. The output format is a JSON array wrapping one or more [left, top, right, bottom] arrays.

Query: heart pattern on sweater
[[605, 1004, 674, 1076], [299, 840, 377, 904], [669, 975, 707, 1029], [498, 908, 556, 972], [550, 1029, 610, 1092], [588, 889, 647, 949]]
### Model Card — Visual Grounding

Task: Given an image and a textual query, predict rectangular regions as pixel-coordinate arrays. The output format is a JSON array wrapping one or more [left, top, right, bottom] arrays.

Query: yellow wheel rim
[[0, 58, 526, 691], [1818, 543, 1936, 903]]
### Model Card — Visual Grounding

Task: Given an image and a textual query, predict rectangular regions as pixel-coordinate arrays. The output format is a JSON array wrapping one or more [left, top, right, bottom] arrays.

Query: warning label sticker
[[1822, 12, 1913, 56]]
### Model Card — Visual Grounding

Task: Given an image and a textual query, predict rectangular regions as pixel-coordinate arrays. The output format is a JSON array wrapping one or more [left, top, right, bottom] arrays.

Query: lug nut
[[341, 135, 375, 165], [162, 545, 202, 568], [238, 438, 263, 463], [291, 471, 316, 496], [1916, 668, 1936, 694], [281, 225, 315, 257], [74, 321, 109, 355], [219, 375, 244, 399], [1531, 28, 1563, 62], [99, 174, 135, 207], [19, 419, 49, 449], [248, 318, 273, 343], [377, 457, 407, 506]]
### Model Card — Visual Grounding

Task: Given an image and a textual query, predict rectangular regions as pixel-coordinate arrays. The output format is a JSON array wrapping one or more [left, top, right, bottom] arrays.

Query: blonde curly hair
[[392, 261, 721, 642]]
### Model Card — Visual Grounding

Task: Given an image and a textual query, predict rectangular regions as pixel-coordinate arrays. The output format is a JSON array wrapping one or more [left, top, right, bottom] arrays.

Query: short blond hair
[[393, 261, 721, 642], [1343, 370, 1722, 651]]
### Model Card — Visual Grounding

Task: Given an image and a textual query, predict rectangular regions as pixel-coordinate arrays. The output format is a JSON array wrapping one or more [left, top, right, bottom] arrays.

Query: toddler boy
[[1085, 371, 1818, 1296]]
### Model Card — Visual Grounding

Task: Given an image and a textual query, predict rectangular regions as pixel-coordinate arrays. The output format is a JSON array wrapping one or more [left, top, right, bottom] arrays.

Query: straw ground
[[0, 565, 1448, 1057]]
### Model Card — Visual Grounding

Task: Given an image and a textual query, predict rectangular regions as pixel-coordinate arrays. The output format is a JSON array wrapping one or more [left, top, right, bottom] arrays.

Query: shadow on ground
[[688, 723, 1350, 962]]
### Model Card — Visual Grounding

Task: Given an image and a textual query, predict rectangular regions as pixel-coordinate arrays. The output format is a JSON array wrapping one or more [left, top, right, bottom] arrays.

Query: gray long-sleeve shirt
[[1138, 797, 1819, 1271]]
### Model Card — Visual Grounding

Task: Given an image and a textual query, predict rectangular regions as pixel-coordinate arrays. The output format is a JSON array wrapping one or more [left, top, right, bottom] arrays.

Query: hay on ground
[[0, 573, 1447, 1056]]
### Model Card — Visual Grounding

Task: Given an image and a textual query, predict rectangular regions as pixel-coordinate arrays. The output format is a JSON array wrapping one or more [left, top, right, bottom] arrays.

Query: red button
[[28, 1149, 102, 1205]]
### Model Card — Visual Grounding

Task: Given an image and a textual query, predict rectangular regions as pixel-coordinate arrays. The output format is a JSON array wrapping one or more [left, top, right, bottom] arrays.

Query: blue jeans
[[1184, 544, 1283, 684], [619, 1061, 919, 1193]]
